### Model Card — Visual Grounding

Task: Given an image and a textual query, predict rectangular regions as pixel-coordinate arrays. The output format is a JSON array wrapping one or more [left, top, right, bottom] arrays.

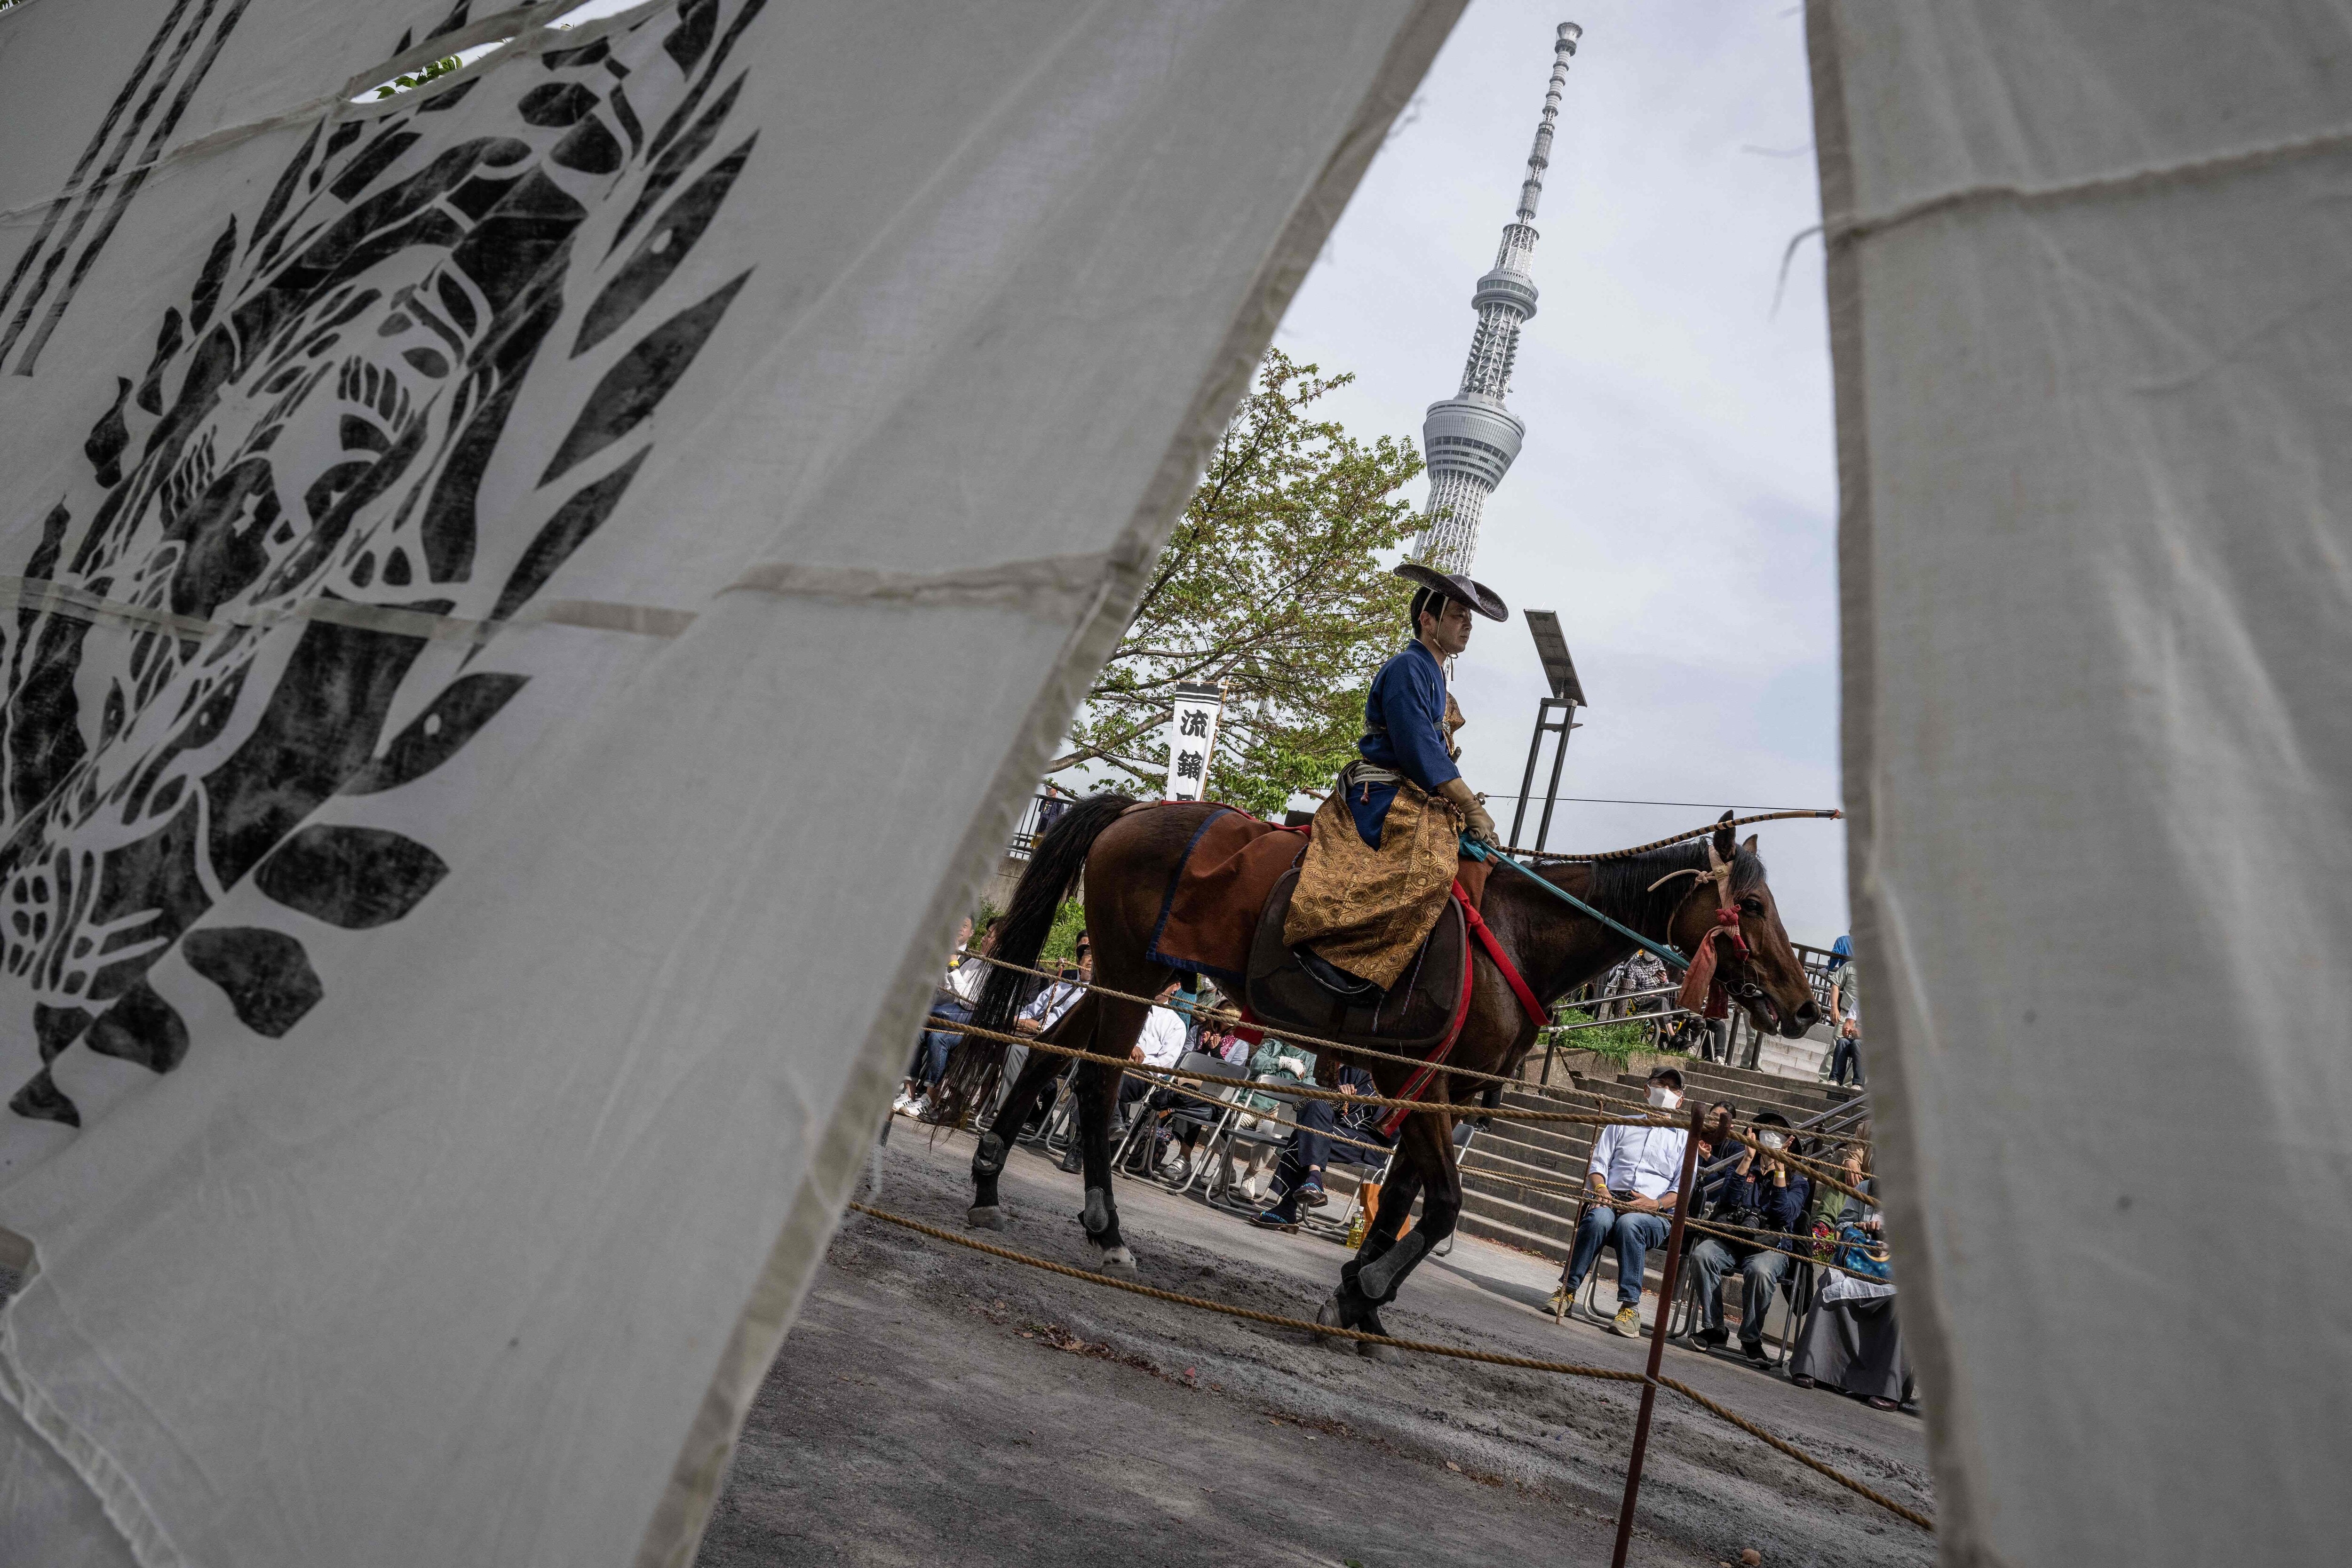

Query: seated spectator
[[1105, 980, 1190, 1166], [1803, 1139, 1869, 1235], [1250, 1065, 1387, 1231], [1827, 1012, 1866, 1088], [1685, 1112, 1810, 1363], [998, 942, 1089, 1133], [1230, 1036, 1315, 1203], [1789, 1202, 1912, 1410], [894, 916, 981, 1121], [1547, 1065, 1690, 1337], [1694, 1102, 1735, 1166]]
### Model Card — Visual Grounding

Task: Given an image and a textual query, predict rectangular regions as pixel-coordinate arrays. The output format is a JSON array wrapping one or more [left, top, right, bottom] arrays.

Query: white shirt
[[1586, 1122, 1689, 1202], [1134, 1005, 1189, 1069], [1019, 980, 1083, 1030], [940, 955, 985, 1005]]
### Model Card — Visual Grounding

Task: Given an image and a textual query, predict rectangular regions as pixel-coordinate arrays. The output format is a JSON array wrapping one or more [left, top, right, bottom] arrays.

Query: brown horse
[[954, 796, 1819, 1343]]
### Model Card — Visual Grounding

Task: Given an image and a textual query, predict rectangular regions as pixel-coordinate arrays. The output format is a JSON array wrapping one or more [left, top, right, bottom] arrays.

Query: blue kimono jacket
[[1346, 639, 1459, 846]]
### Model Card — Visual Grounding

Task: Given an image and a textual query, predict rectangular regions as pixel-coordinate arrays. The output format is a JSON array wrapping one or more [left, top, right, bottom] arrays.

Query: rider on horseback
[[1283, 563, 1509, 995]]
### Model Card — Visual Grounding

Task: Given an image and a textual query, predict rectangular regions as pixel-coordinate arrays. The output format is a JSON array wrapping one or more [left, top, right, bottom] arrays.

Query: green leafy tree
[[1050, 350, 1423, 816], [375, 54, 461, 97]]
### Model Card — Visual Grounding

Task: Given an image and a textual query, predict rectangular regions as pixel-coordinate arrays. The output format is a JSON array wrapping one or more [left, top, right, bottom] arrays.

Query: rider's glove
[[1438, 777, 1498, 846]]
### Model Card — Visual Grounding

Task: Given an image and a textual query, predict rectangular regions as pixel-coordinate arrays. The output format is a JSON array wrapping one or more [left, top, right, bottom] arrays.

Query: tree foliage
[[375, 54, 461, 97], [1052, 350, 1422, 817]]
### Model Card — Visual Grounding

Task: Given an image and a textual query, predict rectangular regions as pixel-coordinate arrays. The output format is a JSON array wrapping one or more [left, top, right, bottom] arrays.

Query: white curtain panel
[[1809, 4, 2352, 1562], [0, 1, 1462, 1562]]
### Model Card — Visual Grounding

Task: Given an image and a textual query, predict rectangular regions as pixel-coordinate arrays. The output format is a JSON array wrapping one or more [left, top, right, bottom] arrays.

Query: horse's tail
[[970, 792, 1129, 1036], [938, 793, 1131, 1119]]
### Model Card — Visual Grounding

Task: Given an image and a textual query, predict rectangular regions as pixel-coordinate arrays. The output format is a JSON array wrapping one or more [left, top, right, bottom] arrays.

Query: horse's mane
[[1530, 839, 1765, 938]]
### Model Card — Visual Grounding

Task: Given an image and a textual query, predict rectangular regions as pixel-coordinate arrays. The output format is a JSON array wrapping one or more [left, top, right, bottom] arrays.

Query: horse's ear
[[1741, 834, 1758, 855], [1712, 811, 1736, 862]]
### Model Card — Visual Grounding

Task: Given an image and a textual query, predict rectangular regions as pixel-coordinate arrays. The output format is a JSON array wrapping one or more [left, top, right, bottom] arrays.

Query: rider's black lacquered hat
[[1393, 562, 1508, 621]]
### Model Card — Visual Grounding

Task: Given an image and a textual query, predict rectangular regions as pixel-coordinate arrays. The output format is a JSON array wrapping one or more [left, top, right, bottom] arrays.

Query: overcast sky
[[1273, 0, 1848, 946]]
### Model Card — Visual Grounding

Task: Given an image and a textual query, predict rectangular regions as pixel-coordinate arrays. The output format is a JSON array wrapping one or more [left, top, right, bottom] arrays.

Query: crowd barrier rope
[[950, 946, 1878, 1149], [934, 1013, 1880, 1210]]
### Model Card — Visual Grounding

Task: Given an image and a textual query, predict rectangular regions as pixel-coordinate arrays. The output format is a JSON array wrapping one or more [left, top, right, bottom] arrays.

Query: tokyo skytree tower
[[1414, 22, 1580, 573]]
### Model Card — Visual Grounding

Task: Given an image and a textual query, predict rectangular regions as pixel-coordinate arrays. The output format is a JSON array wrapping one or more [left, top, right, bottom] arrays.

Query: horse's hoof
[[966, 1205, 1004, 1230], [1314, 1292, 1347, 1339], [1095, 1245, 1138, 1278]]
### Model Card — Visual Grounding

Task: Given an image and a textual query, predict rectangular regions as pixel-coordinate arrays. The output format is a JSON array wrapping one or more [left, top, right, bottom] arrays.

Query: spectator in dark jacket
[[1685, 1112, 1810, 1362], [1251, 1065, 1388, 1231]]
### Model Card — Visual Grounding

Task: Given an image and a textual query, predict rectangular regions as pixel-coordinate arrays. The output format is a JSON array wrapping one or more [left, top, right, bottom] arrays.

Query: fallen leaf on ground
[[1445, 1461, 1462, 1473]]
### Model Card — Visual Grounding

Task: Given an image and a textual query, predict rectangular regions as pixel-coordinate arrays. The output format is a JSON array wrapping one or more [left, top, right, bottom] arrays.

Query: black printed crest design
[[0, 0, 766, 1132]]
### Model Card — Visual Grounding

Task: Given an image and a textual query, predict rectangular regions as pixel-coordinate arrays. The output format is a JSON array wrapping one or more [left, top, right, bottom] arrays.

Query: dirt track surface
[[695, 1129, 1933, 1568]]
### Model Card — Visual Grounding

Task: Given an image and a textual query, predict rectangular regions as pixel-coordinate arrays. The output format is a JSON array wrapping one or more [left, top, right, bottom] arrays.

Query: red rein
[[1675, 906, 1750, 1020], [1378, 883, 1549, 1136]]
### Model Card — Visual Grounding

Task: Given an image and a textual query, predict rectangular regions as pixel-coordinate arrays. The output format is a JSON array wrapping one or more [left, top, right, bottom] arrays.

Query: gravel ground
[[695, 1128, 1934, 1568]]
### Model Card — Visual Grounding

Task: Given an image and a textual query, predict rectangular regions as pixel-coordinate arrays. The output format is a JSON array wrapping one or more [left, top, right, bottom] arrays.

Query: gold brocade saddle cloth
[[1281, 769, 1482, 992], [1245, 868, 1464, 1051]]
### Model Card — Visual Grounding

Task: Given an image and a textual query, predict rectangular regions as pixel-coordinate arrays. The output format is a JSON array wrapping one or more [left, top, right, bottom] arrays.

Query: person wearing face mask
[[1548, 1066, 1691, 1337], [1685, 1112, 1811, 1363]]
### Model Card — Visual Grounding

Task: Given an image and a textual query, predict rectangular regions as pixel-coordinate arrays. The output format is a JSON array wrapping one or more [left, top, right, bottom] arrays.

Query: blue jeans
[[1562, 1202, 1672, 1306], [1828, 1035, 1864, 1087], [1687, 1238, 1790, 1342], [911, 998, 971, 1087]]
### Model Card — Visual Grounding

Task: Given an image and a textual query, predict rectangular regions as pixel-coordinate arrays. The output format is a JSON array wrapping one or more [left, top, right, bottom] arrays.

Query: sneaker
[[1694, 1326, 1730, 1350], [1164, 1156, 1194, 1187], [1057, 1148, 1083, 1174], [891, 1090, 915, 1114], [1251, 1208, 1300, 1233], [1740, 1338, 1770, 1365], [1611, 1304, 1643, 1337], [1296, 1179, 1329, 1209], [1544, 1286, 1571, 1319]]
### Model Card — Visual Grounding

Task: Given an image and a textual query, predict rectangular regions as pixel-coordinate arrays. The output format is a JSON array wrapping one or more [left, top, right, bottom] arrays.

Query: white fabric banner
[[1810, 5, 2352, 1562], [1164, 682, 1224, 803], [0, 0, 1459, 1561]]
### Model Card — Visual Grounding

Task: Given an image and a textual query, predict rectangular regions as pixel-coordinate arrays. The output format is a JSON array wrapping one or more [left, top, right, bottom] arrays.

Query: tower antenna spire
[[1414, 21, 1581, 574]]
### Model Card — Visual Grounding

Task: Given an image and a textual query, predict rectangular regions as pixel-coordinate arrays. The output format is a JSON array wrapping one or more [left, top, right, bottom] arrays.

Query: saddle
[[1244, 868, 1465, 1051]]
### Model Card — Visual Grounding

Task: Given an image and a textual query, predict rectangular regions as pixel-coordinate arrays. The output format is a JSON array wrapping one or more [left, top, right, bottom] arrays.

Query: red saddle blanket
[[1143, 806, 1492, 994]]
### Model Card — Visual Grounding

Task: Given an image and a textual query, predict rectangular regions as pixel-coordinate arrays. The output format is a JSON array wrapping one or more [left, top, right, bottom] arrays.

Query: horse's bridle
[[1648, 844, 1778, 1031]]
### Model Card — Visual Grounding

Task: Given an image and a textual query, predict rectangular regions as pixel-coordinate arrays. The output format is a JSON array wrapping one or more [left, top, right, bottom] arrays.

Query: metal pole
[[1510, 699, 1550, 847], [1609, 1101, 1704, 1568], [1534, 700, 1575, 851]]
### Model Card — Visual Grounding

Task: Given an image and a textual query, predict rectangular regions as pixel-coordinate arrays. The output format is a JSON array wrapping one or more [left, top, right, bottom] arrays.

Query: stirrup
[[1297, 946, 1382, 1001]]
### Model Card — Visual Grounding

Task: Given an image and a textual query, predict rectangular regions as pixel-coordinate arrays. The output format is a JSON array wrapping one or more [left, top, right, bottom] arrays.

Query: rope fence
[[949, 947, 1878, 1148], [930, 1012, 1877, 1210], [843, 1199, 1929, 1533], [931, 1015, 1687, 1130]]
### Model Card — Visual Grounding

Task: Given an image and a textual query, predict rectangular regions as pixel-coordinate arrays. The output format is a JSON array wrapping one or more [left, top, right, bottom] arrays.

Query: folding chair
[[1036, 1066, 1083, 1154], [1110, 1052, 1229, 1183], [1552, 1197, 1660, 1330], [1300, 1120, 1396, 1241], [1200, 1085, 1302, 1211]]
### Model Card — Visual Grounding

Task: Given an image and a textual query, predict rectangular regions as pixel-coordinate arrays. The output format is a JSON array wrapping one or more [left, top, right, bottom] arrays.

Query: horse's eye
[[1740, 897, 1764, 915]]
